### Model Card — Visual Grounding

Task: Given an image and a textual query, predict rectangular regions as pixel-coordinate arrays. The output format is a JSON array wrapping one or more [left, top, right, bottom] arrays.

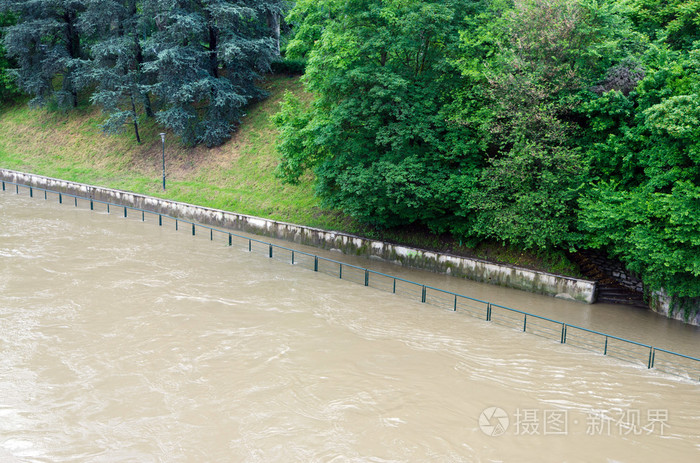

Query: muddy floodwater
[[1, 191, 699, 462]]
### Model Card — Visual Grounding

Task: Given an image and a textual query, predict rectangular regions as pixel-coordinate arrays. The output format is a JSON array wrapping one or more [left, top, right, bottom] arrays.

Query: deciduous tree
[[453, 0, 637, 249], [579, 45, 700, 297], [275, 0, 479, 231]]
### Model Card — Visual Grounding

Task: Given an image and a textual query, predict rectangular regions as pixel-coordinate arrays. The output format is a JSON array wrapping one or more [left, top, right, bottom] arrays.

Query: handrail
[[2, 179, 698, 382]]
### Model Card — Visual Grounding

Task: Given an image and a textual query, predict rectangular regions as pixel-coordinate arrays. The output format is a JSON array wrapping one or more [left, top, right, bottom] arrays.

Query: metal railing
[[3, 180, 699, 382]]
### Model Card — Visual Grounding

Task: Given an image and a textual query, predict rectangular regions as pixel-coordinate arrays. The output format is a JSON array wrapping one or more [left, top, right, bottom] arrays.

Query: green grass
[[0, 75, 581, 277], [0, 76, 348, 230]]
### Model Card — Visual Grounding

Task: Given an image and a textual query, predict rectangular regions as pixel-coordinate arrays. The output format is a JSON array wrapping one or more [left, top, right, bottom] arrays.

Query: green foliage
[[583, 44, 700, 191], [284, 0, 342, 60], [1, 0, 290, 146], [579, 40, 700, 295], [270, 58, 306, 75], [82, 0, 155, 143], [452, 0, 634, 249], [631, 0, 700, 50], [579, 182, 700, 297], [276, 0, 480, 231], [0, 10, 21, 102], [143, 0, 288, 147], [466, 141, 587, 250], [1, 0, 87, 108]]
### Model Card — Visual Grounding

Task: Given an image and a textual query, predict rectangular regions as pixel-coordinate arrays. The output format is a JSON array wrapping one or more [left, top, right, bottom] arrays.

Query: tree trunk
[[208, 25, 219, 78], [267, 11, 281, 56], [64, 9, 81, 107], [142, 93, 154, 118], [131, 94, 141, 144], [134, 33, 155, 118]]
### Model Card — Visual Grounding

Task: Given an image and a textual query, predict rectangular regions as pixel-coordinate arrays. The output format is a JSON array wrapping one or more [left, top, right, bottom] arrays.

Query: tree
[[579, 182, 700, 298], [261, 0, 288, 56], [0, 10, 21, 103], [143, 0, 288, 147], [80, 0, 154, 143], [452, 0, 639, 249], [579, 44, 700, 297], [275, 0, 479, 231], [284, 0, 341, 60], [1, 0, 87, 108], [631, 0, 700, 50]]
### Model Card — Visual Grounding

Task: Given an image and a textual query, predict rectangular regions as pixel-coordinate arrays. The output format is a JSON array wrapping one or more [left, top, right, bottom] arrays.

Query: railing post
[[210, 229, 212, 240], [142, 211, 145, 222], [248, 239, 251, 252], [90, 200, 94, 211], [648, 348, 655, 369], [228, 233, 232, 246], [15, 184, 18, 194], [192, 223, 195, 236], [124, 206, 127, 218], [314, 256, 318, 272], [74, 197, 77, 207], [107, 203, 109, 213], [365, 269, 369, 287], [523, 314, 527, 332], [44, 190, 47, 200], [159, 214, 162, 226], [291, 250, 295, 265], [486, 303, 492, 321], [1, 181, 4, 191], [59, 193, 62, 204], [421, 286, 426, 303], [393, 278, 396, 294], [339, 263, 342, 279], [561, 324, 567, 344], [604, 336, 608, 355], [176, 219, 178, 230], [454, 295, 457, 312], [269, 244, 272, 258], [29, 187, 32, 197]]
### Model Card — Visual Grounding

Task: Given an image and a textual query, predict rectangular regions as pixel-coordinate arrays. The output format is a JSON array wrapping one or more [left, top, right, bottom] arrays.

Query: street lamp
[[159, 133, 166, 190]]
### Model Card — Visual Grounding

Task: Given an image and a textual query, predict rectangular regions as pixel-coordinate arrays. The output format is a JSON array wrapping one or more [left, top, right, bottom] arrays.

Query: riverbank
[[0, 169, 597, 303], [0, 74, 579, 278]]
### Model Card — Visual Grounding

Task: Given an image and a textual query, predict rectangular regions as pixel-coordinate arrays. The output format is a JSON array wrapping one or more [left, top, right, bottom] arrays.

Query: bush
[[270, 58, 306, 75]]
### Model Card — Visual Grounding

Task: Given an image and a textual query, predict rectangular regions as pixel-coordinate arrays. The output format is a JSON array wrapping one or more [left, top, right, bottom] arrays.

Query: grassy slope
[[0, 76, 347, 229], [0, 75, 580, 276]]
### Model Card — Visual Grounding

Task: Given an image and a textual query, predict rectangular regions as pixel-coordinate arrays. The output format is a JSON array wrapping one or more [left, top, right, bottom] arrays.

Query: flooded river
[[1, 191, 699, 462]]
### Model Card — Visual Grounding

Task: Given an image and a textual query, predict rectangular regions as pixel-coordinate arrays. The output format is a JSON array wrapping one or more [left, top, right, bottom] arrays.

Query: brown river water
[[1, 190, 699, 462]]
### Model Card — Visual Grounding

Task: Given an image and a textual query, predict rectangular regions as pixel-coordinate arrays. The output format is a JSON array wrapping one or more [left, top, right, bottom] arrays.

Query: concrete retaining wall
[[651, 291, 700, 326], [1, 168, 597, 303]]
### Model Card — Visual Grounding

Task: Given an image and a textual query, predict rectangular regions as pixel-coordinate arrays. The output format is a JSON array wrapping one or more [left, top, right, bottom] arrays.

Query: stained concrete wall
[[651, 291, 700, 326], [1, 169, 597, 303]]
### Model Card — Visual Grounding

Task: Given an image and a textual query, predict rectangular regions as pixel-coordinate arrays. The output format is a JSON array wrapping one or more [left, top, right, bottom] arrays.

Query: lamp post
[[159, 133, 166, 190]]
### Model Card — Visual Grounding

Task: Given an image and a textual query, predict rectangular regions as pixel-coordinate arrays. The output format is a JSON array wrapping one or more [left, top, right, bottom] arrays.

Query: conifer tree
[[81, 0, 154, 143], [0, 0, 87, 108], [0, 10, 21, 102], [144, 0, 288, 147]]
